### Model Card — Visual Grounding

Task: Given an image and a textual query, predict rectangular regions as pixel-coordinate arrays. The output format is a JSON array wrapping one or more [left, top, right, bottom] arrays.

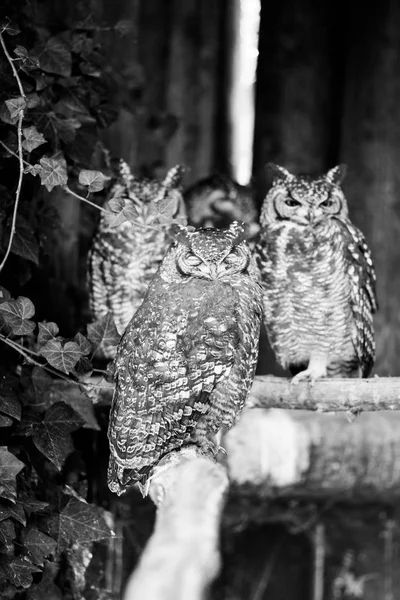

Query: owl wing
[[336, 218, 377, 376], [107, 279, 239, 493]]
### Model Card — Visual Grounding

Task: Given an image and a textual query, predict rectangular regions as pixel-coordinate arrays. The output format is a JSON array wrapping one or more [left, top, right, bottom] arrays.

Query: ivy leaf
[[37, 322, 59, 347], [73, 332, 92, 356], [19, 494, 49, 517], [39, 36, 72, 77], [26, 94, 41, 109], [5, 97, 27, 120], [14, 46, 40, 70], [22, 126, 46, 152], [104, 198, 139, 227], [0, 414, 13, 427], [39, 340, 82, 374], [24, 164, 43, 177], [0, 447, 25, 502], [0, 297, 36, 335], [47, 496, 113, 551], [10, 217, 40, 265], [0, 19, 20, 35], [87, 313, 120, 351], [0, 556, 41, 588], [0, 103, 18, 125], [0, 518, 16, 548], [0, 395, 21, 421], [46, 384, 99, 431], [22, 528, 57, 566], [0, 286, 11, 302], [78, 169, 109, 193], [32, 403, 84, 470], [37, 156, 68, 192], [147, 193, 180, 226], [0, 500, 26, 525]]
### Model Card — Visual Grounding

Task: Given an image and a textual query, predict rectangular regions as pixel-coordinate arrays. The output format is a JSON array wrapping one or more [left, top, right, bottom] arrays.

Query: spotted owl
[[183, 174, 259, 240], [107, 221, 263, 495], [88, 160, 186, 340], [255, 163, 377, 383]]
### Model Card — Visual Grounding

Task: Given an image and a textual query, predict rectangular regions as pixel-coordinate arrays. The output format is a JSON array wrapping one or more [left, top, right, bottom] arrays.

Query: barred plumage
[[255, 163, 377, 383], [183, 174, 259, 240], [107, 222, 263, 495], [88, 160, 186, 339]]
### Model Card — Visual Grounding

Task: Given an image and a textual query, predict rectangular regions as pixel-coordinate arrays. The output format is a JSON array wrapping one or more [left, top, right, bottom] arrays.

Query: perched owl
[[255, 164, 377, 383], [183, 174, 259, 240], [107, 221, 263, 495], [88, 160, 186, 340]]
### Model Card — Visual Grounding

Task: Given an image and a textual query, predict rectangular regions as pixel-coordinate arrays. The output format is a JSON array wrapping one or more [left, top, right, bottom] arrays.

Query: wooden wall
[[99, 0, 228, 185]]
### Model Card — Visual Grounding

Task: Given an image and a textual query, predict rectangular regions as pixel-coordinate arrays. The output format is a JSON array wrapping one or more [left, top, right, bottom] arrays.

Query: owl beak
[[307, 210, 314, 224], [207, 264, 218, 279]]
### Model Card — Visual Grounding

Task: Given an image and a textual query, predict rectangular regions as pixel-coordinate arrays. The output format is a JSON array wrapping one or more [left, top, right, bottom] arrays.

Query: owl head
[[106, 160, 186, 224], [261, 163, 349, 227], [159, 221, 256, 282], [183, 174, 259, 238]]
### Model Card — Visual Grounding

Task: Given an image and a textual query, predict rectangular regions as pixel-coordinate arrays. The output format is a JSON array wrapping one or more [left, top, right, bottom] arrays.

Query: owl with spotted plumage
[[255, 164, 377, 383], [88, 160, 186, 341], [107, 221, 263, 495], [183, 174, 260, 241]]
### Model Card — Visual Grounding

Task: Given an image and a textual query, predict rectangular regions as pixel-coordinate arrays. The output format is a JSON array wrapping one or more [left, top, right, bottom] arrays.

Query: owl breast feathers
[[88, 160, 186, 339], [255, 163, 377, 383], [107, 222, 263, 495]]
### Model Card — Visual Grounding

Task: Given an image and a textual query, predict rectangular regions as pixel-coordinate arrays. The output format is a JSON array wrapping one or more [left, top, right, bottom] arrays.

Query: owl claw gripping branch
[[107, 222, 263, 496], [255, 163, 378, 383]]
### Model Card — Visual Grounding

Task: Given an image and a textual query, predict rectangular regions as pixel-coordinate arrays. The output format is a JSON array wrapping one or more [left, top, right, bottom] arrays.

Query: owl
[[183, 174, 259, 240], [107, 221, 263, 495], [255, 163, 377, 383], [88, 160, 186, 341]]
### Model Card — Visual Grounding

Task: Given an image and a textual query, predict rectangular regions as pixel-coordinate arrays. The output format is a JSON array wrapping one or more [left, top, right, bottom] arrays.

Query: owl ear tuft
[[266, 163, 293, 183], [163, 165, 186, 189], [228, 221, 248, 243], [169, 223, 194, 245], [326, 164, 347, 186]]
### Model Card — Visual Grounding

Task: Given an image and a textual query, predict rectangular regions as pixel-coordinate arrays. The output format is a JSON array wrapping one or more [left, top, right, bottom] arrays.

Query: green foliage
[[0, 2, 183, 596], [0, 292, 118, 596], [0, 4, 137, 597]]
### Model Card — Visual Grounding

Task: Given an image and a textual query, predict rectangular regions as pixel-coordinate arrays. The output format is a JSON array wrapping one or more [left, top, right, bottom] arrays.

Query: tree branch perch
[[123, 447, 228, 600]]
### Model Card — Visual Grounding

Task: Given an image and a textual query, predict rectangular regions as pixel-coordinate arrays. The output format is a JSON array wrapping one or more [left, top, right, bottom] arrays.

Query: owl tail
[[107, 457, 149, 496]]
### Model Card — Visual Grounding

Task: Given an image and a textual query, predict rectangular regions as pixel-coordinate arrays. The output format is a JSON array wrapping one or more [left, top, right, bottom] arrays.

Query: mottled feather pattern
[[88, 160, 186, 337], [255, 164, 377, 380], [107, 223, 263, 494]]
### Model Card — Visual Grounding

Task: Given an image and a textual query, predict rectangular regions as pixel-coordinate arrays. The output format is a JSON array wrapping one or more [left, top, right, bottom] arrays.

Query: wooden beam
[[248, 376, 400, 413], [225, 408, 400, 501], [122, 448, 228, 600]]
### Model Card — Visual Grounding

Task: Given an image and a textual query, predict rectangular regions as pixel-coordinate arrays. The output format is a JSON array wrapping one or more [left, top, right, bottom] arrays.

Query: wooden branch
[[53, 375, 400, 414], [123, 447, 228, 600], [248, 376, 400, 412], [225, 408, 400, 500]]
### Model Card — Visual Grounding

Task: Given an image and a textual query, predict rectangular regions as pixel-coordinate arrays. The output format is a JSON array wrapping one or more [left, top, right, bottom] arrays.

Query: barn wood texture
[[101, 0, 227, 185], [340, 0, 400, 376]]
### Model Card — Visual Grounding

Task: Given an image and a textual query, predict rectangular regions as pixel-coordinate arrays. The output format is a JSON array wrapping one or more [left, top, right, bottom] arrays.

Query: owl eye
[[285, 198, 301, 207], [224, 253, 238, 264], [184, 253, 202, 266], [320, 199, 333, 208]]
